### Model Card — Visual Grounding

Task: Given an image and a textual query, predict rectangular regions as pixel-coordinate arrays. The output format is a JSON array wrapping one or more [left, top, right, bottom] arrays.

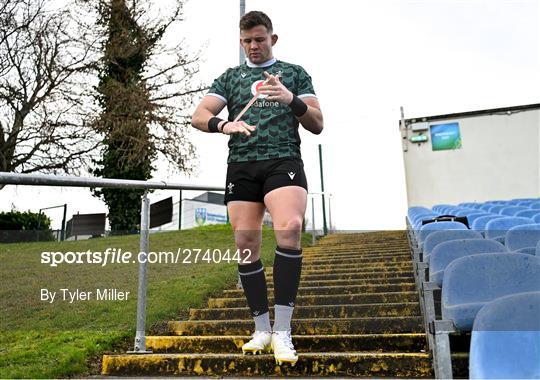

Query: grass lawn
[[0, 225, 311, 378]]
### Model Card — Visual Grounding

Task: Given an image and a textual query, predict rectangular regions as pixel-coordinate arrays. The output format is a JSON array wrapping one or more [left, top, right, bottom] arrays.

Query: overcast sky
[[1, 0, 539, 230]]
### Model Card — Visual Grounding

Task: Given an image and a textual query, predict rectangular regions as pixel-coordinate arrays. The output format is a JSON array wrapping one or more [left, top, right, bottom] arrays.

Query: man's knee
[[274, 216, 303, 249], [275, 216, 303, 233], [234, 228, 262, 249]]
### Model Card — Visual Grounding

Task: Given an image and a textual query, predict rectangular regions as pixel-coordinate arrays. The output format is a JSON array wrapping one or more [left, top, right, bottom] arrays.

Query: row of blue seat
[[409, 200, 540, 232], [406, 198, 540, 379]]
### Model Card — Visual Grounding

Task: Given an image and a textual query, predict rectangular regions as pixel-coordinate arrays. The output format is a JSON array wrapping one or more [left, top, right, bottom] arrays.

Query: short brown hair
[[239, 11, 273, 33]]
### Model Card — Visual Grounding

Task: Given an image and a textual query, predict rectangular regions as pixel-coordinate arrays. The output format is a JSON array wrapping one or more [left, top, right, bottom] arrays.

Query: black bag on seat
[[421, 214, 470, 228]]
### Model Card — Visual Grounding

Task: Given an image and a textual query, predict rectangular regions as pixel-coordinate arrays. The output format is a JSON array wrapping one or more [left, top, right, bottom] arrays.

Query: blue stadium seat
[[454, 208, 478, 217], [418, 221, 468, 244], [484, 217, 535, 242], [530, 201, 540, 209], [458, 202, 478, 208], [442, 253, 540, 331], [441, 206, 460, 214], [423, 229, 483, 261], [466, 212, 490, 225], [408, 206, 431, 216], [408, 208, 433, 225], [515, 210, 540, 219], [480, 204, 494, 212], [534, 214, 540, 223], [433, 204, 454, 213], [505, 224, 540, 254], [469, 291, 540, 379], [429, 239, 506, 286], [500, 206, 528, 216], [412, 213, 439, 229], [471, 215, 505, 232], [537, 241, 540, 256], [488, 205, 506, 214]]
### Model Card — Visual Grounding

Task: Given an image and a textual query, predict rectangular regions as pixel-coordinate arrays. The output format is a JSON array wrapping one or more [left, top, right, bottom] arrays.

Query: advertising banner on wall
[[430, 122, 462, 151]]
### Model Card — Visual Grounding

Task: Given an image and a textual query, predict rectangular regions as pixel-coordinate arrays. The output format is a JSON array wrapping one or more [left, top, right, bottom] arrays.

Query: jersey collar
[[245, 57, 277, 68]]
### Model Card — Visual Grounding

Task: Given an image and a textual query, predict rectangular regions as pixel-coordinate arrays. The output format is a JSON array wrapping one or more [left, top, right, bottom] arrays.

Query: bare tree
[[0, 0, 100, 178]]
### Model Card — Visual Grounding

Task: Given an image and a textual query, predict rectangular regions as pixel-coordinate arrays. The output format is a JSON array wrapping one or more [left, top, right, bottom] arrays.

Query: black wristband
[[208, 117, 223, 133], [288, 95, 308, 117]]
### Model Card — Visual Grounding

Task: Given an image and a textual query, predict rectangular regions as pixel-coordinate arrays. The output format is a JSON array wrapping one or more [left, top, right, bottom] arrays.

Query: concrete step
[[302, 258, 412, 267], [208, 291, 420, 308], [296, 261, 412, 271], [145, 333, 427, 353], [222, 283, 416, 297], [302, 255, 411, 265], [310, 243, 409, 251], [189, 302, 421, 320], [265, 276, 416, 288], [268, 270, 413, 282], [303, 250, 411, 260], [102, 351, 433, 377], [169, 316, 424, 336], [306, 246, 410, 253], [303, 251, 409, 258], [266, 263, 413, 276]]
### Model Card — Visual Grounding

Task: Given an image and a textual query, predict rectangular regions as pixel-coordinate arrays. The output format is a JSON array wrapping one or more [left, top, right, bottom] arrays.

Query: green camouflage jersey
[[207, 58, 316, 163]]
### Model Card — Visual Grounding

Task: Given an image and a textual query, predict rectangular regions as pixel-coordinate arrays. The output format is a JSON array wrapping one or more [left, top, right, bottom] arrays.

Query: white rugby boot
[[271, 330, 298, 366], [241, 330, 272, 355]]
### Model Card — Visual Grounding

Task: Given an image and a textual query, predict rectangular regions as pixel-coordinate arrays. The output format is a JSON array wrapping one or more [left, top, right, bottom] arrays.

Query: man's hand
[[222, 121, 256, 136], [258, 71, 293, 105]]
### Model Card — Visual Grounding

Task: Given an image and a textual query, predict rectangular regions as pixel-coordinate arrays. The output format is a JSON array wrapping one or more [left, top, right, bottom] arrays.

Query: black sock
[[273, 246, 303, 307], [238, 258, 270, 321]]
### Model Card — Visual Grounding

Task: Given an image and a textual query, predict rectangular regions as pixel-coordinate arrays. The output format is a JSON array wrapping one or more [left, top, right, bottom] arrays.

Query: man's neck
[[246, 56, 276, 68]]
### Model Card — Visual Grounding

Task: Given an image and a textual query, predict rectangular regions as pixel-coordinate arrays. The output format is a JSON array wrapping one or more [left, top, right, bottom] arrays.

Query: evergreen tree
[[90, 0, 200, 233], [92, 0, 157, 233]]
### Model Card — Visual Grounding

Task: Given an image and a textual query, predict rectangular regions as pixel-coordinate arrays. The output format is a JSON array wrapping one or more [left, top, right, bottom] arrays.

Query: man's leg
[[264, 186, 307, 332], [228, 201, 272, 338]]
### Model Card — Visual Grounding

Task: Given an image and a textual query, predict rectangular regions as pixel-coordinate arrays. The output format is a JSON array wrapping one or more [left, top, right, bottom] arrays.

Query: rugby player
[[191, 10, 323, 365]]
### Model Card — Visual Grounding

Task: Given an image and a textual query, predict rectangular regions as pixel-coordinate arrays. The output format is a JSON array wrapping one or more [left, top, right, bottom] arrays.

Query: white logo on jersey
[[288, 172, 296, 180], [241, 72, 247, 78], [228, 182, 235, 194]]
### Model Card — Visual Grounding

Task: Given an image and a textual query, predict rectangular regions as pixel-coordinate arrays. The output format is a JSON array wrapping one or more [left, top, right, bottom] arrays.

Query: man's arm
[[191, 96, 227, 132], [191, 96, 255, 136], [297, 97, 323, 135]]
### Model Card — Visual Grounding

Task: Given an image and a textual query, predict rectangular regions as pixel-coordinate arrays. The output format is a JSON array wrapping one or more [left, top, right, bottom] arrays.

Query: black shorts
[[224, 157, 308, 204]]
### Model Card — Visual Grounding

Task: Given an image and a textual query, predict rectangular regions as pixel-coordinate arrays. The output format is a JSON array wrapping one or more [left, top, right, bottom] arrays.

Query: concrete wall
[[401, 107, 540, 208]]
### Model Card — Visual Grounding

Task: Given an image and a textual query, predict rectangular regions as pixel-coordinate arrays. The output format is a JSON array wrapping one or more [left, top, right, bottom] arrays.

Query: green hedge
[[0, 211, 55, 243]]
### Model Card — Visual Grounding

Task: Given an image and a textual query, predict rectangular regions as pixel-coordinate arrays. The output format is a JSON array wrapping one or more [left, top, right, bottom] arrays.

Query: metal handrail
[[0, 172, 224, 191], [0, 172, 224, 354]]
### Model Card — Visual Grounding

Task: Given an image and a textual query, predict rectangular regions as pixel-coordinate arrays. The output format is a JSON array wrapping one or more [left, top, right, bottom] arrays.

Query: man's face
[[240, 25, 278, 64]]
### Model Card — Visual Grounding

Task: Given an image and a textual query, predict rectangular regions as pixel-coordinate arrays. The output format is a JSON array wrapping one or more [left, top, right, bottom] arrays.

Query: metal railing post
[[129, 191, 152, 353], [318, 144, 328, 235], [61, 204, 67, 241], [178, 190, 182, 230], [311, 197, 316, 245]]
